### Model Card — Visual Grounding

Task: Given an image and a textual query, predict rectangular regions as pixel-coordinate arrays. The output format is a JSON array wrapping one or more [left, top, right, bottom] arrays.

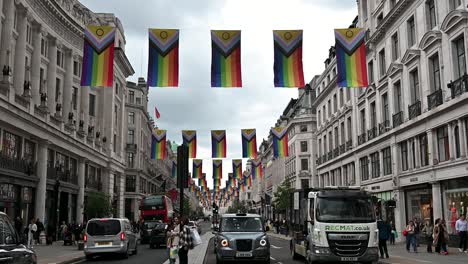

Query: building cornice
[[115, 48, 135, 78]]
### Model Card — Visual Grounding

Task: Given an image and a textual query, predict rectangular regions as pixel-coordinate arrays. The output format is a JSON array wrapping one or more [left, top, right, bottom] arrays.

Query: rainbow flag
[[81, 25, 115, 87], [171, 159, 177, 178], [273, 30, 305, 88], [148, 29, 179, 87], [211, 30, 242, 87], [252, 159, 263, 179], [271, 127, 289, 157], [241, 129, 257, 158], [335, 28, 368, 88], [192, 159, 203, 179], [213, 160, 223, 180], [182, 130, 197, 158], [232, 159, 242, 180], [211, 130, 227, 158], [151, 129, 167, 159]]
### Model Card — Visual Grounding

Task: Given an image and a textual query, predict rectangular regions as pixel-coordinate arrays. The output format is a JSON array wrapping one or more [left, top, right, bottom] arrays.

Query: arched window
[[455, 125, 461, 158]]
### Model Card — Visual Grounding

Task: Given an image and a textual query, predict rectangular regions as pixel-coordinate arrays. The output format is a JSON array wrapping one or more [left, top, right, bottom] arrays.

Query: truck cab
[[290, 187, 379, 264]]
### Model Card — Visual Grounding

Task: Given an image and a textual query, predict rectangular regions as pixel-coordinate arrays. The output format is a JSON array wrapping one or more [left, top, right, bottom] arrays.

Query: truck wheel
[[290, 241, 300, 260]]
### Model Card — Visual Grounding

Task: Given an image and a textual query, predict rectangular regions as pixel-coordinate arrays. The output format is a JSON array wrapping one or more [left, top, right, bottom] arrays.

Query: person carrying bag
[[178, 217, 194, 264], [167, 217, 180, 264]]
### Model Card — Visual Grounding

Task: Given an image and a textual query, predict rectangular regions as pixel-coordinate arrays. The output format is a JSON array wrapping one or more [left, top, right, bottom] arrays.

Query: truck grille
[[236, 239, 252, 251], [327, 233, 368, 257]]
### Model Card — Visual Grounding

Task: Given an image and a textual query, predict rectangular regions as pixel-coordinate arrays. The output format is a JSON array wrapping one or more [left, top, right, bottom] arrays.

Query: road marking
[[271, 244, 282, 249], [270, 256, 276, 260]]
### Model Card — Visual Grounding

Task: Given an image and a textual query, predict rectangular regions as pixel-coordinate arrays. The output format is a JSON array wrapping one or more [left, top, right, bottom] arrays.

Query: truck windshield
[[316, 197, 375, 223]]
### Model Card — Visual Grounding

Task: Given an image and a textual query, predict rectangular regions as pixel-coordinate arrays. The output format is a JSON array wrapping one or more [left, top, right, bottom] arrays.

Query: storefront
[[373, 191, 396, 224], [442, 177, 468, 234], [0, 183, 20, 219], [405, 184, 433, 226]]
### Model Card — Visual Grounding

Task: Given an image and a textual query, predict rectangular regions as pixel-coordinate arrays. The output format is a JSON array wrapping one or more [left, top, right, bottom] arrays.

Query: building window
[[329, 131, 333, 151], [300, 141, 308, 152], [370, 102, 376, 128], [327, 100, 331, 117], [340, 122, 345, 145], [334, 127, 339, 148], [23, 139, 36, 163], [127, 130, 135, 144], [125, 175, 136, 192], [437, 126, 450, 162], [55, 78, 61, 102], [429, 53, 441, 92], [333, 94, 337, 112], [407, 16, 416, 47], [391, 32, 399, 60], [300, 125, 307, 132], [41, 38, 48, 57], [318, 110, 321, 125], [360, 109, 366, 134], [347, 117, 352, 141], [450, 0, 462, 10], [115, 83, 119, 95], [376, 13, 383, 26], [379, 49, 386, 77], [136, 97, 142, 105], [419, 133, 429, 166], [26, 23, 32, 45], [371, 152, 380, 178], [72, 87, 78, 110], [56, 50, 64, 68], [113, 134, 117, 152], [73, 60, 82, 77], [128, 112, 135, 125], [89, 94, 95, 116], [454, 126, 461, 158], [409, 69, 420, 103], [346, 87, 351, 102], [128, 91, 135, 104], [318, 138, 322, 155], [360, 157, 369, 181], [411, 140, 417, 169], [324, 135, 327, 153], [382, 147, 392, 175], [322, 105, 326, 122], [394, 81, 402, 112], [382, 93, 389, 122], [401, 141, 409, 171], [301, 179, 309, 189], [339, 89, 344, 107], [368, 60, 374, 84], [2, 131, 21, 159], [426, 0, 437, 29], [453, 36, 466, 79], [301, 159, 308, 171], [127, 152, 134, 168]]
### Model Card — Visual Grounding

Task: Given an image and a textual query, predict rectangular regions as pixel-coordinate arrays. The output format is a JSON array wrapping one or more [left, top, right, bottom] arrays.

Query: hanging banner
[[211, 30, 242, 87], [241, 129, 258, 158], [273, 30, 305, 88], [151, 129, 167, 159], [271, 127, 289, 158], [334, 28, 368, 88], [148, 29, 179, 87], [211, 130, 227, 158], [213, 160, 223, 180], [81, 25, 115, 87], [232, 159, 243, 180], [192, 159, 203, 179], [182, 130, 197, 158], [252, 159, 263, 179]]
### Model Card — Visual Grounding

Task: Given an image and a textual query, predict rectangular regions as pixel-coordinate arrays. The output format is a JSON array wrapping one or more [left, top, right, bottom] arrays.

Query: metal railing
[[392, 111, 403, 128], [448, 73, 468, 99], [46, 166, 78, 184], [408, 100, 421, 119], [346, 140, 353, 150], [339, 144, 346, 154], [322, 154, 327, 163], [358, 133, 367, 145], [367, 127, 377, 141], [333, 148, 340, 158], [428, 89, 443, 110], [0, 154, 36, 175], [327, 151, 333, 161], [379, 120, 390, 135]]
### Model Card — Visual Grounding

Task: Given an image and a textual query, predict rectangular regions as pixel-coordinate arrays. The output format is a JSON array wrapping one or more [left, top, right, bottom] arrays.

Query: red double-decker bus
[[140, 195, 174, 223]]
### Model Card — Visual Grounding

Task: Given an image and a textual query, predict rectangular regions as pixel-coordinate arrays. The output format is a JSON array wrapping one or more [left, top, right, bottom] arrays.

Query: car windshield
[[220, 217, 263, 232], [316, 197, 375, 223], [0, 215, 18, 245], [144, 221, 160, 229], [87, 220, 121, 236]]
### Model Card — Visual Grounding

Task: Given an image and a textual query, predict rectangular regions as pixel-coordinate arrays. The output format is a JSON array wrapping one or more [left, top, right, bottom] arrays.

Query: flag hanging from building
[[252, 159, 263, 179], [241, 129, 258, 158], [271, 127, 289, 158], [192, 159, 203, 179], [154, 106, 161, 119], [232, 159, 243, 180], [334, 28, 368, 88], [273, 30, 305, 88], [211, 30, 242, 87], [151, 129, 167, 159], [81, 25, 115, 87], [182, 130, 197, 158], [171, 159, 177, 178], [213, 160, 223, 180], [147, 29, 179, 87], [211, 130, 227, 158]]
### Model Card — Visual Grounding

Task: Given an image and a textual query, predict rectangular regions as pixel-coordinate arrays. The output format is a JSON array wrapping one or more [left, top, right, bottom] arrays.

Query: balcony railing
[[322, 154, 327, 163], [333, 148, 339, 158], [339, 144, 346, 154], [47, 166, 78, 184], [327, 151, 333, 161], [316, 157, 321, 166], [126, 143, 137, 151], [392, 111, 403, 128], [427, 89, 443, 110], [358, 133, 367, 145], [0, 154, 36, 175], [367, 127, 377, 141], [448, 73, 468, 99], [86, 179, 103, 191], [346, 140, 353, 150], [408, 100, 421, 119], [379, 120, 390, 135]]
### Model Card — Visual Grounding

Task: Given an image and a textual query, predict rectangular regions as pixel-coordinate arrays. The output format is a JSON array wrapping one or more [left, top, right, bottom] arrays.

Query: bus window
[[309, 199, 315, 223]]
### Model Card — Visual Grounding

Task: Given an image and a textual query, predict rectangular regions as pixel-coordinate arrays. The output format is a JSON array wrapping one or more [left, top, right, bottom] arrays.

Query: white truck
[[290, 187, 379, 264]]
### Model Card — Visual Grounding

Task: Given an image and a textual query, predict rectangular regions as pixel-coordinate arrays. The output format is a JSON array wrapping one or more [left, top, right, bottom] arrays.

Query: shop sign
[[410, 177, 418, 182], [0, 184, 17, 201]]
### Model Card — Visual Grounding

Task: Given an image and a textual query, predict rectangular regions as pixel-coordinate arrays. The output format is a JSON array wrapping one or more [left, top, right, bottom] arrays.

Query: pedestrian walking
[[433, 218, 449, 255], [178, 217, 194, 264], [27, 218, 37, 249], [404, 221, 417, 253], [389, 221, 397, 245], [455, 214, 467, 253], [14, 217, 23, 240], [377, 219, 391, 258], [35, 218, 44, 244], [413, 217, 421, 247], [422, 220, 433, 253], [167, 217, 179, 264]]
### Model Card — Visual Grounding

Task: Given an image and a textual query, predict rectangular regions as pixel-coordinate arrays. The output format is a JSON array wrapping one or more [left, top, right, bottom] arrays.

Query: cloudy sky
[[81, 0, 357, 189]]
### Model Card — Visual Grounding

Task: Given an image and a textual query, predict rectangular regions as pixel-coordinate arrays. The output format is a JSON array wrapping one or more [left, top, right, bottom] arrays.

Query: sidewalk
[[34, 241, 84, 264], [380, 243, 467, 264], [163, 232, 214, 264]]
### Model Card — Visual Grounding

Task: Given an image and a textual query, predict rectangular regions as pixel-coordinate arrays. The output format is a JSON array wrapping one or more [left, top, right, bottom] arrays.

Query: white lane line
[[271, 244, 282, 249], [270, 256, 276, 260]]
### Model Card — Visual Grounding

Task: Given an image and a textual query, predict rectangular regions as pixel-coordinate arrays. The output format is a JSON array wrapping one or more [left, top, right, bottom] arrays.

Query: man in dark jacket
[[378, 219, 391, 258]]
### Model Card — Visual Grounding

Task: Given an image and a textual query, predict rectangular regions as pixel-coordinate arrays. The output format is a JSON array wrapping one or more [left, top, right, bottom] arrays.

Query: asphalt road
[[204, 235, 304, 264]]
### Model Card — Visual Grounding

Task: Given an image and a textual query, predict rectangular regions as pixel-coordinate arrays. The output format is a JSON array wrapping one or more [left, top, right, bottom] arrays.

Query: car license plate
[[96, 242, 112, 246], [341, 257, 358, 261], [236, 252, 252, 258]]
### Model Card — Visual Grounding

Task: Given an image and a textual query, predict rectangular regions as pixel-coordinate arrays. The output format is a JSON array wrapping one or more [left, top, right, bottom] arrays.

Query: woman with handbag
[[405, 221, 417, 253], [422, 220, 433, 253], [167, 217, 180, 264]]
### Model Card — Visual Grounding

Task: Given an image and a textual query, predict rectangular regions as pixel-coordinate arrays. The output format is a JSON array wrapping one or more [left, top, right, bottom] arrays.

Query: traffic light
[[177, 145, 189, 188]]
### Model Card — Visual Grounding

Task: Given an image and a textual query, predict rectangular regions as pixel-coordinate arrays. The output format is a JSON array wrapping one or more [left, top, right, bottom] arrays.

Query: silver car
[[213, 213, 270, 264], [84, 218, 138, 260]]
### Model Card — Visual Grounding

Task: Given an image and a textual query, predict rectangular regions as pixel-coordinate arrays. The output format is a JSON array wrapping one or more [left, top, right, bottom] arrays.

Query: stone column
[[62, 48, 73, 121], [76, 158, 85, 224], [447, 123, 455, 160], [35, 140, 49, 223], [414, 136, 421, 168], [394, 190, 406, 243], [0, 0, 15, 69], [30, 23, 43, 106], [46, 36, 57, 113], [118, 174, 125, 218], [459, 119, 467, 158], [427, 129, 435, 166], [431, 182, 443, 222], [13, 7, 28, 95]]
